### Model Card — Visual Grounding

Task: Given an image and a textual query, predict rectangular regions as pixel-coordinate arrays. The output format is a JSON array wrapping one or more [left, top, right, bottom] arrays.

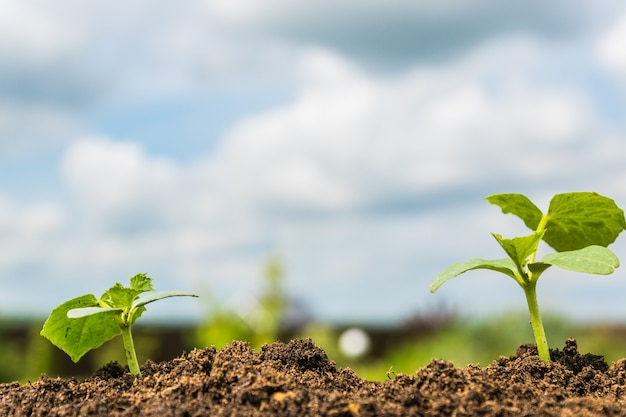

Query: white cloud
[[186, 41, 626, 320], [0, 0, 302, 154], [213, 43, 602, 219], [62, 138, 180, 213], [2, 2, 626, 323], [204, 0, 586, 31], [597, 10, 626, 80], [0, 1, 84, 63], [0, 195, 65, 269], [59, 39, 600, 320], [204, 0, 607, 66], [53, 137, 269, 301], [0, 103, 82, 153]]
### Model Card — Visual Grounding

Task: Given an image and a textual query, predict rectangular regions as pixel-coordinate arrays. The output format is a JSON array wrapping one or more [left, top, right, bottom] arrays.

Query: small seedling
[[41, 273, 198, 376], [430, 192, 626, 362]]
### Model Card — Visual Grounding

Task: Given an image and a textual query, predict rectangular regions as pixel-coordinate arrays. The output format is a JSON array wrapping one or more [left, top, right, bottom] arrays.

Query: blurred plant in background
[[342, 312, 626, 381], [0, 320, 55, 383], [4, 259, 626, 383], [4, 308, 626, 383], [195, 256, 303, 350]]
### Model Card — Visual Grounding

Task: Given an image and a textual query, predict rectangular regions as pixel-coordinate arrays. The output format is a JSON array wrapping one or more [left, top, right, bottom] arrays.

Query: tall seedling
[[430, 192, 625, 362]]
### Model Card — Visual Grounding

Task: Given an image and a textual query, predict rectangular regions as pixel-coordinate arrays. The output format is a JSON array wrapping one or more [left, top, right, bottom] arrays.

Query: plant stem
[[523, 281, 550, 362], [120, 324, 141, 376]]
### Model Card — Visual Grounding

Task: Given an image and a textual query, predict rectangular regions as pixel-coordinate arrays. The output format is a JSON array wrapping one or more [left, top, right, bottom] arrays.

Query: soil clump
[[1, 338, 625, 416]]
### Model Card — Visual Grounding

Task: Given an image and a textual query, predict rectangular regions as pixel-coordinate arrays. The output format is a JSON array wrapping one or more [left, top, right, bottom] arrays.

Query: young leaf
[[486, 194, 543, 231], [543, 192, 626, 252], [130, 273, 154, 292], [41, 294, 121, 362], [67, 306, 123, 318], [101, 274, 155, 309], [101, 283, 138, 309], [131, 290, 199, 310], [491, 231, 544, 274], [527, 262, 552, 275], [430, 258, 519, 293], [540, 245, 620, 275]]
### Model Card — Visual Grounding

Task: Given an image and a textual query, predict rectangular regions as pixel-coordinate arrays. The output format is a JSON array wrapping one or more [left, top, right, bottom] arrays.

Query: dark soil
[[2, 338, 626, 416]]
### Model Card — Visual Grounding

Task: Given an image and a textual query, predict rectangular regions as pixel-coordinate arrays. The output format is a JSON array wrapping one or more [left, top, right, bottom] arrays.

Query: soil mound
[[1, 338, 625, 416]]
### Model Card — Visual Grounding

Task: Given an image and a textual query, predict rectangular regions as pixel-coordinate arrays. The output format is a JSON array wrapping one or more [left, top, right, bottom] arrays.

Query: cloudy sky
[[2, 0, 626, 325]]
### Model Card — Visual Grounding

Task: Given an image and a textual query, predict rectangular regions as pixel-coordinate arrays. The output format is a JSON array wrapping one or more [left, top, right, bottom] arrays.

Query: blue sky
[[2, 0, 626, 324]]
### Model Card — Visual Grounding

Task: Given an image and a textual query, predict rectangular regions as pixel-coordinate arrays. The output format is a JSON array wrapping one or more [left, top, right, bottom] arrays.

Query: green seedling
[[41, 273, 198, 376], [430, 192, 626, 362]]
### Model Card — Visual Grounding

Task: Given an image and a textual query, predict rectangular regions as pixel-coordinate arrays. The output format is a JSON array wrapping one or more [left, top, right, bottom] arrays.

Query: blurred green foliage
[[3, 312, 626, 383], [4, 255, 626, 384], [0, 320, 55, 383], [195, 256, 287, 350], [339, 312, 626, 381]]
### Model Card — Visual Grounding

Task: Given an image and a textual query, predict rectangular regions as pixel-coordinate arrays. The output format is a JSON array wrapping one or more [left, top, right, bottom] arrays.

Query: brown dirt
[[1, 338, 626, 416]]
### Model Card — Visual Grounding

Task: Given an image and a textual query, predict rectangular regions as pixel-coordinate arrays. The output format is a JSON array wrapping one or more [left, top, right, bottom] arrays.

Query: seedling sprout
[[430, 192, 626, 362], [41, 273, 198, 376]]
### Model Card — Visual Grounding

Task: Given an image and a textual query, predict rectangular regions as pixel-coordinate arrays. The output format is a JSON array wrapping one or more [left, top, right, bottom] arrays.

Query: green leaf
[[486, 194, 543, 231], [543, 192, 626, 251], [125, 306, 145, 326], [101, 274, 154, 309], [540, 245, 620, 275], [131, 290, 198, 310], [130, 273, 154, 292], [100, 283, 137, 309], [527, 262, 552, 275], [67, 306, 123, 319], [40, 294, 121, 362], [430, 258, 519, 293], [491, 231, 545, 273]]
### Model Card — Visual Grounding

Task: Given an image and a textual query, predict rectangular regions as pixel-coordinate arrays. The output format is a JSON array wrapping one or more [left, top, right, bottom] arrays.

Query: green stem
[[523, 282, 550, 362], [535, 214, 549, 234], [120, 324, 141, 376], [528, 214, 549, 265]]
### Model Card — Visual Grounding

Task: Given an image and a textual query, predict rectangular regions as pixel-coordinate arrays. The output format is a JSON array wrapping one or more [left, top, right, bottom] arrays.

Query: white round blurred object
[[338, 327, 371, 358]]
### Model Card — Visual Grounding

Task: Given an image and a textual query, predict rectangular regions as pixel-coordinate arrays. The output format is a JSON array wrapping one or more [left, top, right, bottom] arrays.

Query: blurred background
[[2, 0, 626, 382]]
